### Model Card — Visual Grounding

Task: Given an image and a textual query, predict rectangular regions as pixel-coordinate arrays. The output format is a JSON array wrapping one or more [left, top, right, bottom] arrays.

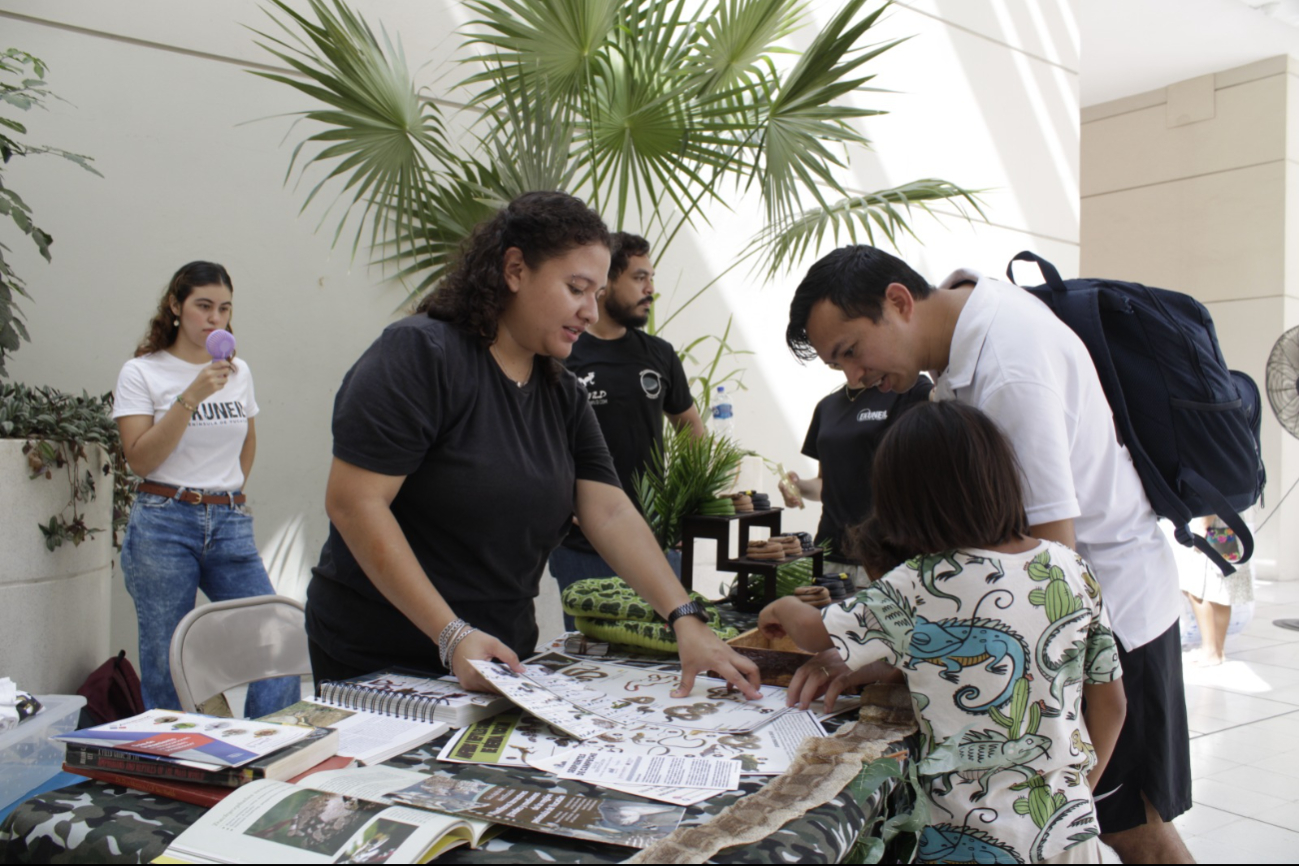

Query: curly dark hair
[[418, 191, 609, 383], [609, 232, 650, 281], [135, 261, 234, 358]]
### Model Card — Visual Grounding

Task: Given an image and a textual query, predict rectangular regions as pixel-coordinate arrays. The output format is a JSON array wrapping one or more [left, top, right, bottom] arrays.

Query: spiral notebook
[[316, 668, 512, 729]]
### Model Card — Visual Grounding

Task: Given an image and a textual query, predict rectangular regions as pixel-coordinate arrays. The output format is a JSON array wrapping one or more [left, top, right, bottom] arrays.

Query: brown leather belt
[[138, 482, 246, 505]]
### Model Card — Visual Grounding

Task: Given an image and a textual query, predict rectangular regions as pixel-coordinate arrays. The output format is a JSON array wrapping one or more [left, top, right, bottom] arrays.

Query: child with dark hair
[[760, 401, 1126, 865]]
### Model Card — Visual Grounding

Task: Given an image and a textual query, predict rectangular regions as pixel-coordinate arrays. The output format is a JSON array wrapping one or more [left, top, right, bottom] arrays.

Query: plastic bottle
[[711, 384, 735, 440]]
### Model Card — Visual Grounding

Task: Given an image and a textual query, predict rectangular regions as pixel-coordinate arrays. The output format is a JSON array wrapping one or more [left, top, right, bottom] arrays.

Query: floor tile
[[1246, 749, 1299, 779], [1253, 799, 1299, 831], [1209, 817, 1299, 860], [1192, 724, 1299, 759], [1207, 764, 1299, 800], [1184, 659, 1299, 695], [1193, 776, 1291, 815], [1184, 836, 1246, 863], [1171, 802, 1244, 837], [1191, 753, 1240, 780], [1255, 683, 1299, 707], [1233, 643, 1299, 670], [1224, 632, 1292, 653]]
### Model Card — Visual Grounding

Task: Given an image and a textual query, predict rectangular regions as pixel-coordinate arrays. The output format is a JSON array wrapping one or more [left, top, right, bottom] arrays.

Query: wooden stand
[[680, 508, 824, 611]]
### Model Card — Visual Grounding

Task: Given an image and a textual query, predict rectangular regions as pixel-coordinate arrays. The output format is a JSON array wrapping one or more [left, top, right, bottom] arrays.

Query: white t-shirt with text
[[113, 351, 258, 491]]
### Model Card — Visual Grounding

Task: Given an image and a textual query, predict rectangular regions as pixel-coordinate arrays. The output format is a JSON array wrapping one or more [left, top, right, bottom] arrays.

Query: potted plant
[[0, 49, 120, 694]]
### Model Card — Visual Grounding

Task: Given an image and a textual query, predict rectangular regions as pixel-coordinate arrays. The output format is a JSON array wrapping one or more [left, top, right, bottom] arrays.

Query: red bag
[[76, 650, 145, 725]]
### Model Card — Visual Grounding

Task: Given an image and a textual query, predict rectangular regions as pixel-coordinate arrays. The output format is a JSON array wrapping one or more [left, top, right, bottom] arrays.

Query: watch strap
[[667, 601, 709, 628]]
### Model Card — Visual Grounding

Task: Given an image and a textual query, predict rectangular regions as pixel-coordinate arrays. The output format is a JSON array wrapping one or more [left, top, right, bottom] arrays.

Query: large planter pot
[[0, 439, 112, 693]]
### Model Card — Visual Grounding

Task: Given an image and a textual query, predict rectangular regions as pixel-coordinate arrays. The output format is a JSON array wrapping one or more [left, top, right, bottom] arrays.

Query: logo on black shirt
[[579, 371, 608, 405], [639, 369, 664, 400], [857, 408, 888, 422]]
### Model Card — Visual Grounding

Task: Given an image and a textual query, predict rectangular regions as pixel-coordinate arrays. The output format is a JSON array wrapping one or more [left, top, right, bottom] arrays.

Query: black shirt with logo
[[561, 328, 693, 552], [307, 316, 619, 672], [802, 379, 932, 561]]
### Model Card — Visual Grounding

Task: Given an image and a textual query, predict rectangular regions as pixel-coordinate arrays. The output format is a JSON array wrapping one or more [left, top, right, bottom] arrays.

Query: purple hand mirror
[[205, 329, 236, 361]]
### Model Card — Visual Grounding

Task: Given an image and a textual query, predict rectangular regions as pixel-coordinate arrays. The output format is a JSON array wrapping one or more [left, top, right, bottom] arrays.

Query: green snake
[[561, 576, 739, 652]]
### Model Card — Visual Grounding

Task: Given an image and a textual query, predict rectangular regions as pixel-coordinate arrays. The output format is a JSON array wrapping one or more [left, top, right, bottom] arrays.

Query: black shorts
[[1093, 620, 1192, 833]]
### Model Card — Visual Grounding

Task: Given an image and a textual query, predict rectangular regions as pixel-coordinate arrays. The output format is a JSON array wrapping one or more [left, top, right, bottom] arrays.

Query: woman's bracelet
[[174, 394, 198, 413], [438, 618, 473, 669], [442, 625, 478, 670]]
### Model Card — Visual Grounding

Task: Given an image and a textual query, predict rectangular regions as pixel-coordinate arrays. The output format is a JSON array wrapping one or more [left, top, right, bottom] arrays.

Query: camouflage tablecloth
[[0, 726, 909, 864]]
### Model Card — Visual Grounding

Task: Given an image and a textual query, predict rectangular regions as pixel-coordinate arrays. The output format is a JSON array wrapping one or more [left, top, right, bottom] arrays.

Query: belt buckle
[[180, 490, 203, 505]]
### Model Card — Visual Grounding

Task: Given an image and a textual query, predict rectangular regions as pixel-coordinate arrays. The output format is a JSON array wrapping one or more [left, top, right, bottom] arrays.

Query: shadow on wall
[[261, 514, 313, 602]]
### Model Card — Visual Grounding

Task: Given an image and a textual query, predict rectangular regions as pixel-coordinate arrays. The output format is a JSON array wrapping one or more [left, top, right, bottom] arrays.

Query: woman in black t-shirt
[[307, 191, 760, 699]]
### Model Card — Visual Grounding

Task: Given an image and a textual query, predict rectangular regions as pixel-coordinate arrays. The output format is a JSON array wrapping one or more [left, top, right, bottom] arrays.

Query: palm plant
[[251, 0, 980, 306], [634, 426, 745, 551]]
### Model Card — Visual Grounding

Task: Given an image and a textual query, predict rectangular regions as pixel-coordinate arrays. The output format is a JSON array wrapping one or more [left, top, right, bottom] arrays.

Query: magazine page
[[164, 779, 473, 864], [467, 661, 614, 740], [54, 710, 311, 769], [387, 772, 685, 849], [439, 709, 827, 776], [530, 749, 741, 790], [485, 654, 794, 733], [261, 700, 448, 765]]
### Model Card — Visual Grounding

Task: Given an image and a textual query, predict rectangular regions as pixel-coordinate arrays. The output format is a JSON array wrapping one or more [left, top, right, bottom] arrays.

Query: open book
[[160, 767, 495, 864], [260, 700, 447, 766]]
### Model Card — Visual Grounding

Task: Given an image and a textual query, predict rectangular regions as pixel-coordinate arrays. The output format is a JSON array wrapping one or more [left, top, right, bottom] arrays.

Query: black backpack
[[1007, 252, 1265, 575]]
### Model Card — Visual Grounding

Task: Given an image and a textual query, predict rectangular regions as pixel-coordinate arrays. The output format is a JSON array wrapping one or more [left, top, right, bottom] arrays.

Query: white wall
[[0, 1, 1079, 661]]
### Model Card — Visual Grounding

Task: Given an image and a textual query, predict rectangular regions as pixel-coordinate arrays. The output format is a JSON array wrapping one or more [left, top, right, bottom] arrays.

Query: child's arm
[[759, 596, 832, 652], [1082, 679, 1126, 789]]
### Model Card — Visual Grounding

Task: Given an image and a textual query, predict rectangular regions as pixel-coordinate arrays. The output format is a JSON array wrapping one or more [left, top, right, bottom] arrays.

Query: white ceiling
[[1082, 0, 1299, 106]]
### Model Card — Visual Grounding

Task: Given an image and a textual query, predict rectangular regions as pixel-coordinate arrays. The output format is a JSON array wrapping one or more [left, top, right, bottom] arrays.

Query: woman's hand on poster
[[672, 617, 762, 700], [450, 630, 526, 694]]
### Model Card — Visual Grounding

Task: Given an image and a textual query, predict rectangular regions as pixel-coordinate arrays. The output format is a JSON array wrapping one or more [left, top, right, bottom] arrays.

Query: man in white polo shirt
[[785, 245, 1191, 864]]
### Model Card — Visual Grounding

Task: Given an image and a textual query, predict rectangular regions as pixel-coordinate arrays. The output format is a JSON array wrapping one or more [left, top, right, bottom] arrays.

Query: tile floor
[[1098, 578, 1299, 863]]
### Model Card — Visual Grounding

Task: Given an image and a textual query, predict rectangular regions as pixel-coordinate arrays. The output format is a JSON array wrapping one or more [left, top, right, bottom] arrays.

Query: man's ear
[[502, 247, 526, 294], [885, 282, 916, 321]]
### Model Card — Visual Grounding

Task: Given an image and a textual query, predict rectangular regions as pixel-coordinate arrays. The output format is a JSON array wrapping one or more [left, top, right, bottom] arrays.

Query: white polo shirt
[[931, 270, 1180, 652]]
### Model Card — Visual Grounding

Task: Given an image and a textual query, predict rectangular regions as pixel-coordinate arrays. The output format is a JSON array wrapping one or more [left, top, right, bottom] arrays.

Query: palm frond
[[684, 0, 805, 98], [249, 0, 450, 261], [749, 0, 903, 223], [634, 426, 745, 549], [745, 179, 985, 277], [460, 0, 618, 105]]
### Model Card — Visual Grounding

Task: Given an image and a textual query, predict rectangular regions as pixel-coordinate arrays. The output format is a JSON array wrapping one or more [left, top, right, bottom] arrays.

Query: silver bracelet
[[438, 620, 472, 669], [438, 618, 469, 653], [442, 626, 478, 671]]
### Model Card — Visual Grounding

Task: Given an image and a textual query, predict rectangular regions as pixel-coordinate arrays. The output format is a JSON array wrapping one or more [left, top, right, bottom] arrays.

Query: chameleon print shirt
[[822, 541, 1122, 864]]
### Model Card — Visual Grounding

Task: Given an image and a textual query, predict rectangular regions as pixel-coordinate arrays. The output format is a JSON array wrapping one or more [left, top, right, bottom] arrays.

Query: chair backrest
[[169, 595, 310, 714]]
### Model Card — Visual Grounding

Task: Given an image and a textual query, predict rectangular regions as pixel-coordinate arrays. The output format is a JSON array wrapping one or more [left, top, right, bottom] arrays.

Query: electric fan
[[1265, 326, 1299, 630]]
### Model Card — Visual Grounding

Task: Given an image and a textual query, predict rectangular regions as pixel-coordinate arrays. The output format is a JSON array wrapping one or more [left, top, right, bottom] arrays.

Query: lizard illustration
[[931, 728, 1053, 801]]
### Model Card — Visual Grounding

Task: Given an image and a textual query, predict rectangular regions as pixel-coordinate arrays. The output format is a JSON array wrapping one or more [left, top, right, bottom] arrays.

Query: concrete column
[[0, 441, 113, 692], [1082, 56, 1299, 581]]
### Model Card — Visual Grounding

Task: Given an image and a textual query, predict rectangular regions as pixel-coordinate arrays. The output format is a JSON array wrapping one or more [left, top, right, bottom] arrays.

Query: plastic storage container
[[0, 694, 86, 812]]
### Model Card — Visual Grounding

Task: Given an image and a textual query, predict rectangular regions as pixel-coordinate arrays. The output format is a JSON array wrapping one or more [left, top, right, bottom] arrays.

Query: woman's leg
[[201, 503, 301, 717], [1186, 592, 1231, 666], [120, 496, 203, 710]]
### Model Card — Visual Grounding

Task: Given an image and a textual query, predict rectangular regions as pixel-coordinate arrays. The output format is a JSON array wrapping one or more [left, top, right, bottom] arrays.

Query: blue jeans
[[548, 545, 682, 631], [120, 491, 300, 717]]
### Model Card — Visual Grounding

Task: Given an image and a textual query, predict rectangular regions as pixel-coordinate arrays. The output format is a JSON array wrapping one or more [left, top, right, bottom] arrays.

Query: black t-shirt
[[801, 379, 932, 561], [560, 328, 693, 552], [307, 316, 620, 673]]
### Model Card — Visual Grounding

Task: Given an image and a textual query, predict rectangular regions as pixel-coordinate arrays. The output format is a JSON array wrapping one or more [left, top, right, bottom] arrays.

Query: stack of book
[[55, 709, 344, 807]]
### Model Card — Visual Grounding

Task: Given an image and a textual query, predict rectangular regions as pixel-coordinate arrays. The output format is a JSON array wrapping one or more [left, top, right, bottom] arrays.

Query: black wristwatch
[[667, 601, 710, 629]]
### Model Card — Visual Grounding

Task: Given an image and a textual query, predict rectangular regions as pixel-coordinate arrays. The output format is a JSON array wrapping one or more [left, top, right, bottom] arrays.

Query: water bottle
[[711, 385, 735, 440]]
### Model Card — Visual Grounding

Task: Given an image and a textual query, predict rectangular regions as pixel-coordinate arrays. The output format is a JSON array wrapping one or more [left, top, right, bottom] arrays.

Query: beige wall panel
[[1082, 73, 1287, 197], [1081, 162, 1285, 303]]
